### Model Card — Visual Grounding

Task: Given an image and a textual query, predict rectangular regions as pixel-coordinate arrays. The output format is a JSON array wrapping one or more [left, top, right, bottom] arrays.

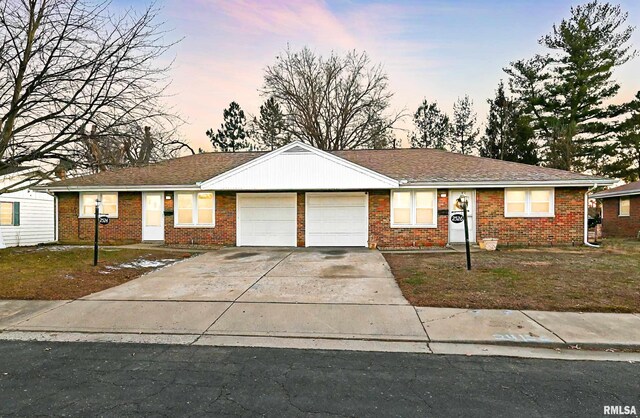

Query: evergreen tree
[[505, 1, 636, 172], [480, 81, 539, 165], [605, 91, 640, 181], [206, 102, 250, 152], [252, 97, 291, 150], [410, 99, 450, 149], [450, 95, 479, 155]]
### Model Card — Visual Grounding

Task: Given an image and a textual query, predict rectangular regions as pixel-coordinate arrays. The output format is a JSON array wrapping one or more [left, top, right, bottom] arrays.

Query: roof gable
[[201, 142, 398, 190]]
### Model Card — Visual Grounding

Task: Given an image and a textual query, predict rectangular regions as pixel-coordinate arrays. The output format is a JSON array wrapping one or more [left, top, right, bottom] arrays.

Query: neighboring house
[[591, 181, 640, 239], [0, 167, 56, 249], [35, 142, 613, 249]]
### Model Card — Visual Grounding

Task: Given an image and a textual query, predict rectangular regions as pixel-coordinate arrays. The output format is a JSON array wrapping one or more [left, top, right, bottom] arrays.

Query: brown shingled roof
[[40, 147, 610, 189], [591, 180, 640, 198]]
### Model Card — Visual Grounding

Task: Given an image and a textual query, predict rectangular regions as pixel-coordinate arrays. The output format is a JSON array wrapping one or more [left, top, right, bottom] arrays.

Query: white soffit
[[201, 142, 399, 190]]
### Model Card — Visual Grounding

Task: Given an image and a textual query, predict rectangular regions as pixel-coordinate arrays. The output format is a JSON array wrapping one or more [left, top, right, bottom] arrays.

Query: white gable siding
[[203, 145, 398, 191], [0, 187, 55, 248]]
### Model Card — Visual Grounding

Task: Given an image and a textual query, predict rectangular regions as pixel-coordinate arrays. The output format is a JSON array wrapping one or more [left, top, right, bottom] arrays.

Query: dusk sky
[[117, 0, 640, 150]]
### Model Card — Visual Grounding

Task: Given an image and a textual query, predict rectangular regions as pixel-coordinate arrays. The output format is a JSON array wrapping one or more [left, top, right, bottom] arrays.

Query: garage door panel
[[238, 194, 297, 246], [306, 193, 368, 247]]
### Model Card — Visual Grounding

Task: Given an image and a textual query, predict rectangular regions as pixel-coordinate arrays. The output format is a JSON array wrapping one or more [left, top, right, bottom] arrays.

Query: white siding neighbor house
[[0, 167, 55, 249]]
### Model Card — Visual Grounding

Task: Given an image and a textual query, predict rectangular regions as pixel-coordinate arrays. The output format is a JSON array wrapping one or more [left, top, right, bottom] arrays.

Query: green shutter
[[13, 202, 20, 226]]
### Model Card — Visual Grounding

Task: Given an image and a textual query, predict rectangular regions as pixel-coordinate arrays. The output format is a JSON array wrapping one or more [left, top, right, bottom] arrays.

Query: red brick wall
[[368, 190, 449, 249], [476, 188, 586, 246], [297, 192, 305, 247], [57, 192, 142, 244], [164, 192, 236, 245], [601, 195, 640, 238]]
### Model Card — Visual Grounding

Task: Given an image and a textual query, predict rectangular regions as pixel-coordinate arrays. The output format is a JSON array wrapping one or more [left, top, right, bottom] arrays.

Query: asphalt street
[[0, 341, 638, 417]]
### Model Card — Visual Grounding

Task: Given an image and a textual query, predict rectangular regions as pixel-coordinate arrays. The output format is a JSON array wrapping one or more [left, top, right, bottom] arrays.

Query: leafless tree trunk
[[0, 0, 186, 191], [262, 47, 404, 150]]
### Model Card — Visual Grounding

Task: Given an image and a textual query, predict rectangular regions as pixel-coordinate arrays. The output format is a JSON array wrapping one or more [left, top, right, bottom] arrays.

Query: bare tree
[[262, 47, 404, 150], [0, 0, 184, 191]]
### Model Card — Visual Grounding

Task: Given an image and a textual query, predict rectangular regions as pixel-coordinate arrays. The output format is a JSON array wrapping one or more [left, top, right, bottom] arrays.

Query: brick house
[[37, 142, 613, 249], [591, 181, 640, 239]]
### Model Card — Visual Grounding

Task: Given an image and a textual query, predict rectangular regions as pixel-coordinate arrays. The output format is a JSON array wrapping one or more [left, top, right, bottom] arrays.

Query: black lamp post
[[456, 193, 472, 271], [93, 198, 101, 266]]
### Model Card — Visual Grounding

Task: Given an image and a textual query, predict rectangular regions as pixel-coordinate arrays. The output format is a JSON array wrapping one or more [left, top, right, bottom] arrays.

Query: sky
[[116, 0, 640, 150]]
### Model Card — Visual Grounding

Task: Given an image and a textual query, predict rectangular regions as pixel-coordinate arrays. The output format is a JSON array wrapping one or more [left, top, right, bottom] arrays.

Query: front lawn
[[0, 246, 195, 300], [383, 239, 640, 313]]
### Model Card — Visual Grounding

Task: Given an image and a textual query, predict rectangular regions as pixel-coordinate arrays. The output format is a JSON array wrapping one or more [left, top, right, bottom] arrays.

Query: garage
[[237, 193, 297, 246], [305, 192, 368, 247]]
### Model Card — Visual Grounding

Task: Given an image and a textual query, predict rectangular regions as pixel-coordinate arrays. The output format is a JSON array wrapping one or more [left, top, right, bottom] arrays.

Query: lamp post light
[[456, 193, 472, 271], [93, 198, 101, 266]]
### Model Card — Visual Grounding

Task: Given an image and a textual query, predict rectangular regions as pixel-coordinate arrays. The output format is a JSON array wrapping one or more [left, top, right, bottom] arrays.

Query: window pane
[[620, 198, 630, 216], [197, 193, 214, 209], [178, 208, 193, 224], [102, 193, 117, 205], [177, 193, 193, 209], [393, 208, 411, 224], [82, 194, 98, 216], [0, 202, 12, 225], [198, 209, 213, 224], [531, 202, 550, 213], [415, 192, 434, 209], [505, 190, 526, 203], [416, 208, 434, 224], [507, 202, 526, 213], [530, 190, 551, 203]]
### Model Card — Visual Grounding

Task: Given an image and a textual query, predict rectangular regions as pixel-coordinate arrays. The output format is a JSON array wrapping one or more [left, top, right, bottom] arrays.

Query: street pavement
[[0, 340, 638, 417]]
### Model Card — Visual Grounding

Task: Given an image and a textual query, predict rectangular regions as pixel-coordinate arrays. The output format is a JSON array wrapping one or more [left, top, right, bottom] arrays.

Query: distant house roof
[[36, 144, 613, 191], [591, 180, 640, 198], [0, 166, 37, 178]]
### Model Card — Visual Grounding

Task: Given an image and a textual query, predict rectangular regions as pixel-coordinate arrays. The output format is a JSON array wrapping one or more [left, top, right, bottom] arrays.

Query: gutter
[[584, 184, 600, 248]]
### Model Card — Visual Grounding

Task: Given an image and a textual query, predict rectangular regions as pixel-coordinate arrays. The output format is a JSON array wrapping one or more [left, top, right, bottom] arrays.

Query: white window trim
[[504, 188, 555, 218], [619, 197, 630, 217], [174, 191, 216, 228], [390, 189, 438, 228], [79, 192, 118, 218]]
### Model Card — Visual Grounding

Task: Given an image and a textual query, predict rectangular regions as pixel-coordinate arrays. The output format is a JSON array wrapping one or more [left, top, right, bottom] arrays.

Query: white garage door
[[237, 193, 297, 246], [306, 193, 368, 247]]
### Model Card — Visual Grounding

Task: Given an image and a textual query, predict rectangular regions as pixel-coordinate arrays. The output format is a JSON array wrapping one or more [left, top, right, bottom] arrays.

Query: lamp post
[[456, 193, 472, 271], [93, 198, 101, 266]]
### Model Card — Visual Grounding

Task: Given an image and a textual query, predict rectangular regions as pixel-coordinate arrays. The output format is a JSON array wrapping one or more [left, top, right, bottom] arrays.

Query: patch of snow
[[110, 258, 178, 270]]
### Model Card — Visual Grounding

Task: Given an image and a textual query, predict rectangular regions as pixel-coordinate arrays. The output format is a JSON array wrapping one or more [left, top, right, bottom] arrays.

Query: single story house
[[591, 180, 640, 239], [36, 142, 613, 249], [0, 167, 55, 249]]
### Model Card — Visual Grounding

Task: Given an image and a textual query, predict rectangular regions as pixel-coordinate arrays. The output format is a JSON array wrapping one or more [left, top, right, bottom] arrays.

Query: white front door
[[305, 192, 368, 247], [448, 190, 476, 243], [237, 193, 297, 246], [142, 192, 165, 241]]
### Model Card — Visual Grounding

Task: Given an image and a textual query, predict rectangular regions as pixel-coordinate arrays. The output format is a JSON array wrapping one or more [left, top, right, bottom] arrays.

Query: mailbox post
[[93, 199, 100, 266], [456, 194, 472, 271]]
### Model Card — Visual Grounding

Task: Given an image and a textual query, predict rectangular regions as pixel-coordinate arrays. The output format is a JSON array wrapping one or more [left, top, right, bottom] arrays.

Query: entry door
[[142, 192, 165, 241], [448, 190, 476, 243]]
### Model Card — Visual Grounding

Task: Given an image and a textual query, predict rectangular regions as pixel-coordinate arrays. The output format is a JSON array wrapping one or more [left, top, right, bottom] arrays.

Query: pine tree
[[605, 91, 640, 181], [505, 1, 636, 172], [252, 97, 291, 150], [206, 102, 250, 152], [410, 99, 450, 149], [480, 81, 539, 165], [450, 95, 479, 155]]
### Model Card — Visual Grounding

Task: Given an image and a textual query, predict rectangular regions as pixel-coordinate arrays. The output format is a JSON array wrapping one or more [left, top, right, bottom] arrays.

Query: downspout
[[584, 184, 599, 248]]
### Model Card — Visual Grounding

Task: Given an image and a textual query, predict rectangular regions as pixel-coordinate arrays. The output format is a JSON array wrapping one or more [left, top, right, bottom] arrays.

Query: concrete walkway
[[1, 248, 639, 360]]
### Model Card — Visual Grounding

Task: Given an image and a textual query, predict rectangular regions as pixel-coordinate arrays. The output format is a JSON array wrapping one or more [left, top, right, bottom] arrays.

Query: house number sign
[[99, 216, 110, 225], [450, 213, 464, 224]]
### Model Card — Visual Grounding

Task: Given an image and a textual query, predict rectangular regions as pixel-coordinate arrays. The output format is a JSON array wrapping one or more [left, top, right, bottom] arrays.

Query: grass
[[383, 239, 640, 313], [0, 245, 195, 300]]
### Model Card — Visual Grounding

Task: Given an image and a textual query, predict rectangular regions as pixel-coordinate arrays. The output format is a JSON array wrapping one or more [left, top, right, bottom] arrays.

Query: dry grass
[[0, 245, 194, 300], [383, 239, 640, 313]]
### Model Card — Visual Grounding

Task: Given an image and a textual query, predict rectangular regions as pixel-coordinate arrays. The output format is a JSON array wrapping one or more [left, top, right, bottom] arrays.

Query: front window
[[80, 192, 118, 217], [391, 190, 437, 227], [175, 192, 215, 226], [619, 197, 630, 216], [505, 188, 554, 217], [0, 202, 14, 226]]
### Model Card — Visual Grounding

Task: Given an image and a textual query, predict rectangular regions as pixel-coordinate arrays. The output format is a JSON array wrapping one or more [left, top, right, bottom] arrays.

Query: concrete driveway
[[8, 248, 427, 341], [83, 248, 409, 305]]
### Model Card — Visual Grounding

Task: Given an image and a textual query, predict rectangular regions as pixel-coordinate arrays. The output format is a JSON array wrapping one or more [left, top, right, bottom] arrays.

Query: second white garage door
[[305, 192, 368, 247], [237, 193, 297, 246]]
